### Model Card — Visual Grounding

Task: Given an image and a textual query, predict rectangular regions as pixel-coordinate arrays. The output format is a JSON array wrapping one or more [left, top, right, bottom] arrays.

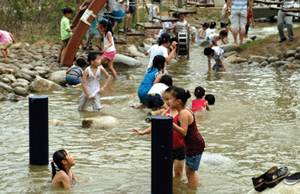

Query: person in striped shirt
[[65, 58, 87, 87]]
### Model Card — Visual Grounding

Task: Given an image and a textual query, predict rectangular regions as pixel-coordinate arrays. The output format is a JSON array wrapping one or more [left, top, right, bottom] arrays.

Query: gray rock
[[247, 180, 300, 194], [127, 44, 145, 58], [248, 55, 268, 63], [224, 51, 237, 58], [286, 57, 295, 62], [11, 82, 28, 88], [294, 53, 300, 59], [21, 69, 36, 78], [285, 50, 296, 58], [141, 42, 152, 51], [36, 70, 48, 77], [33, 55, 44, 61], [0, 68, 15, 75], [2, 77, 11, 83], [9, 42, 30, 50], [4, 93, 17, 101], [296, 46, 300, 53], [4, 74, 17, 82], [29, 76, 62, 92], [48, 70, 67, 86], [285, 63, 297, 69], [296, 64, 300, 68], [275, 61, 283, 66], [237, 58, 248, 63], [112, 54, 143, 67], [49, 119, 64, 126], [281, 61, 291, 65], [34, 66, 50, 73], [260, 61, 269, 67], [82, 116, 120, 129], [269, 62, 275, 67], [14, 86, 29, 96], [33, 61, 43, 67], [249, 62, 260, 67], [268, 56, 279, 63], [15, 73, 32, 82], [127, 74, 138, 80], [219, 44, 239, 53], [16, 78, 30, 84], [0, 82, 13, 92]]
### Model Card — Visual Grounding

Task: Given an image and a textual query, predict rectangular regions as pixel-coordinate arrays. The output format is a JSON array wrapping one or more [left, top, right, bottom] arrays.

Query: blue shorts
[[185, 153, 202, 171], [146, 93, 164, 109], [113, 10, 125, 24], [66, 77, 82, 85], [214, 52, 225, 70]]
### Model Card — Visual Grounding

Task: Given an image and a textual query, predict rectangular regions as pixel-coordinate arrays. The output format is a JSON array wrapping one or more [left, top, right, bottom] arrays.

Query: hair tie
[[51, 159, 54, 163], [185, 90, 188, 93]]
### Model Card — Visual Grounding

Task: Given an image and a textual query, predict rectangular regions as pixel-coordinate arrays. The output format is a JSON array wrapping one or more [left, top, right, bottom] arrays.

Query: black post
[[151, 116, 173, 194], [29, 95, 48, 165]]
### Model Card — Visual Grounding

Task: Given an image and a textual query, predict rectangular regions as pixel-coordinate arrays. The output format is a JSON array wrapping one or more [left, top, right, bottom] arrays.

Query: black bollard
[[29, 95, 48, 165], [151, 116, 173, 194]]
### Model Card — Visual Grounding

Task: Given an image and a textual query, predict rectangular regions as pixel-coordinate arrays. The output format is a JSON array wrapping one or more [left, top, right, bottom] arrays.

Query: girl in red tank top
[[132, 86, 186, 177], [169, 87, 205, 187], [191, 86, 210, 112]]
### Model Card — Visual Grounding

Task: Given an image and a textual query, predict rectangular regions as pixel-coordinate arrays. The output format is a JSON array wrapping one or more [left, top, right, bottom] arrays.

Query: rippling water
[[1, 23, 300, 193]]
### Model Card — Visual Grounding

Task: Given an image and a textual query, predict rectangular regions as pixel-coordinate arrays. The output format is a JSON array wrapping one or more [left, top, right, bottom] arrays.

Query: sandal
[[252, 173, 267, 192], [284, 172, 300, 185], [265, 166, 290, 188]]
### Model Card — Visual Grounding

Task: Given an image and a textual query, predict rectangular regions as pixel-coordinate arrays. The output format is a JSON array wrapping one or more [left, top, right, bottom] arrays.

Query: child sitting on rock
[[0, 30, 16, 61], [65, 58, 87, 86]]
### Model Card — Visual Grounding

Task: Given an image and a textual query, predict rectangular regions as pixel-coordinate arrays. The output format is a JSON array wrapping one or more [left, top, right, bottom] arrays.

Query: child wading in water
[[191, 86, 210, 112], [169, 87, 205, 187], [133, 86, 185, 177], [78, 53, 111, 111], [51, 150, 77, 188], [97, 20, 118, 79]]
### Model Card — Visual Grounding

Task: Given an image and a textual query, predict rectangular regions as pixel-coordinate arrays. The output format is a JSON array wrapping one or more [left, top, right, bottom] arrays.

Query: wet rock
[[36, 70, 48, 77], [4, 93, 17, 101], [269, 62, 275, 67], [127, 44, 144, 58], [11, 82, 28, 88], [33, 61, 43, 67], [127, 74, 138, 80], [0, 82, 13, 92], [82, 116, 121, 129], [260, 61, 269, 67], [296, 46, 300, 53], [274, 61, 283, 67], [286, 57, 295, 62], [2, 77, 11, 84], [144, 38, 157, 45], [21, 69, 36, 78], [285, 63, 297, 69], [10, 42, 30, 50], [294, 53, 300, 59], [223, 54, 238, 64], [249, 62, 260, 67], [220, 44, 239, 53], [224, 51, 237, 58], [29, 76, 62, 92], [201, 153, 232, 165], [0, 68, 15, 75], [112, 54, 143, 67], [248, 56, 268, 63], [17, 78, 30, 84], [285, 50, 296, 58], [48, 70, 67, 86], [237, 58, 248, 63], [247, 180, 300, 194], [4, 74, 17, 83], [141, 43, 152, 52], [49, 119, 64, 126], [268, 56, 279, 63], [15, 72, 32, 82], [14, 86, 29, 96]]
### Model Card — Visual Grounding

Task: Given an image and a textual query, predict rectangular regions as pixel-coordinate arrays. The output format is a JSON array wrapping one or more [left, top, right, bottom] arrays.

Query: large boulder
[[48, 70, 67, 86], [247, 180, 300, 194], [29, 76, 62, 92], [113, 54, 143, 67], [248, 55, 268, 63], [127, 44, 145, 57], [82, 116, 120, 129], [220, 44, 239, 53]]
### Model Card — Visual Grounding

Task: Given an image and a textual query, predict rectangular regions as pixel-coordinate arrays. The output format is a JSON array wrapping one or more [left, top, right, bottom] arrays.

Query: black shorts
[[126, 6, 136, 14], [245, 24, 250, 34], [173, 146, 185, 161], [220, 22, 228, 28], [146, 93, 164, 109]]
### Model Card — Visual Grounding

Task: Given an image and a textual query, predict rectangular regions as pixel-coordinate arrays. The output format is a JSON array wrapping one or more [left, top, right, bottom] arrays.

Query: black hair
[[220, 30, 228, 37], [210, 21, 216, 29], [225, 0, 227, 3], [194, 86, 205, 99], [202, 22, 209, 28], [63, 7, 73, 15], [171, 87, 191, 106], [158, 33, 171, 46], [152, 0, 161, 4], [165, 86, 176, 93], [51, 149, 67, 180], [99, 20, 113, 36], [205, 94, 215, 105], [172, 13, 179, 19], [76, 58, 87, 67], [87, 52, 99, 63], [170, 37, 178, 43], [159, 75, 172, 86], [150, 55, 165, 73], [204, 47, 214, 56]]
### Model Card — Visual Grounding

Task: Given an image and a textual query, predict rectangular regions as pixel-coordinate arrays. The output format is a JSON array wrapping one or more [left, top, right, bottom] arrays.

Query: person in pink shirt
[[0, 30, 15, 61], [191, 86, 210, 112]]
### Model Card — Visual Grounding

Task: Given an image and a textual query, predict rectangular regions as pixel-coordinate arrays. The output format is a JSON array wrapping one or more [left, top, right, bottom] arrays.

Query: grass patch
[[236, 34, 278, 53]]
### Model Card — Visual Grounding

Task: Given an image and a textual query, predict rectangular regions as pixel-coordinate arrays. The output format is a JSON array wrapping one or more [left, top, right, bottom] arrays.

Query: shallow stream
[[1, 23, 300, 193]]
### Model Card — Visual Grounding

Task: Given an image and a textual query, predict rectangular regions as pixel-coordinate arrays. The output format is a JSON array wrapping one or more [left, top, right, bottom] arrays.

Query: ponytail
[[99, 20, 113, 36], [51, 149, 68, 180], [171, 87, 191, 106]]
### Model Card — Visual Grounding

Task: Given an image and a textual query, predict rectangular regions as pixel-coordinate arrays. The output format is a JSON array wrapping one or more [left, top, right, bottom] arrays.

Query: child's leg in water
[[186, 165, 199, 187], [174, 159, 185, 177]]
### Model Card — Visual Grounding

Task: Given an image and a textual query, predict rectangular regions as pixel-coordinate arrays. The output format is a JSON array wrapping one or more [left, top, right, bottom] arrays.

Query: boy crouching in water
[[78, 53, 111, 111]]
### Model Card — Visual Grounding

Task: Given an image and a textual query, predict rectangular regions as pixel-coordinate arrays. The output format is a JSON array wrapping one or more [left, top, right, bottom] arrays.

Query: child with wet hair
[[191, 86, 210, 111], [205, 94, 215, 105], [169, 87, 205, 187], [51, 149, 77, 188]]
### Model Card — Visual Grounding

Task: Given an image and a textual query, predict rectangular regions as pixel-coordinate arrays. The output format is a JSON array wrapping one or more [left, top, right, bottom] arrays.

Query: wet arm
[[221, 37, 227, 44], [219, 56, 228, 71], [205, 101, 210, 111], [172, 112, 189, 137], [153, 73, 162, 85], [133, 126, 152, 135], [99, 66, 111, 93], [81, 69, 92, 97], [165, 41, 177, 63], [71, 170, 77, 181], [208, 60, 211, 71], [199, 29, 205, 39]]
